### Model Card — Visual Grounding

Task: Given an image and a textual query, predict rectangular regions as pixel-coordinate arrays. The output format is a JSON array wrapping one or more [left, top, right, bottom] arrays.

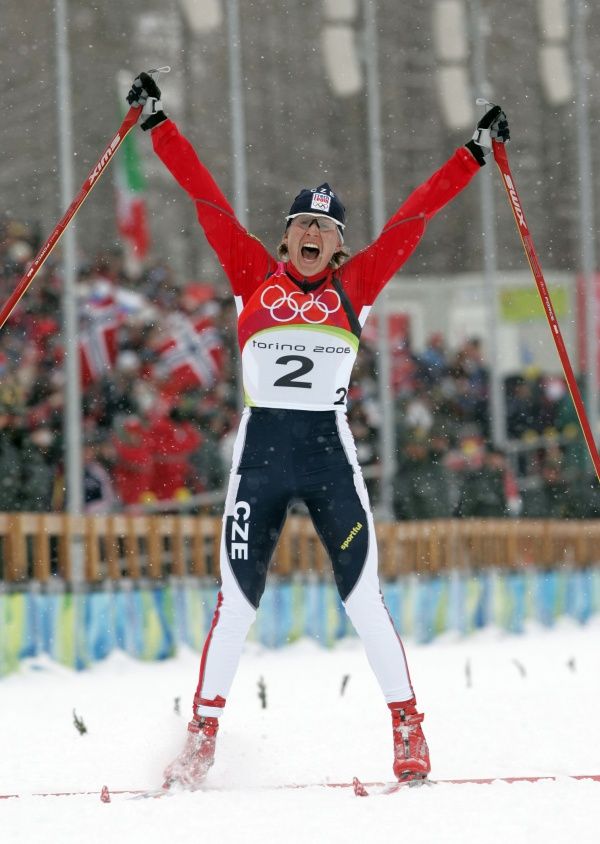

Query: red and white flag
[[79, 283, 123, 386], [115, 72, 150, 275], [154, 312, 223, 393]]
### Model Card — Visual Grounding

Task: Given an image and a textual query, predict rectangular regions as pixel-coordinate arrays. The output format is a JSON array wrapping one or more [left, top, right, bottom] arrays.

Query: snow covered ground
[[1, 620, 599, 844]]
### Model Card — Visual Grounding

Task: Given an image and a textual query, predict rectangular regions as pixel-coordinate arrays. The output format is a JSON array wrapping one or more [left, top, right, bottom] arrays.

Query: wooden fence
[[1, 514, 599, 584]]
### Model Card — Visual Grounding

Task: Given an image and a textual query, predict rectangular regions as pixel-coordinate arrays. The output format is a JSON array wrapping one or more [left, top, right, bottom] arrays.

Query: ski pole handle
[[149, 66, 171, 79]]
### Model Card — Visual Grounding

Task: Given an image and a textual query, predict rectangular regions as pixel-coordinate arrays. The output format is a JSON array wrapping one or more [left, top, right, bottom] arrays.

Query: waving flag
[[154, 312, 223, 393], [79, 281, 122, 386]]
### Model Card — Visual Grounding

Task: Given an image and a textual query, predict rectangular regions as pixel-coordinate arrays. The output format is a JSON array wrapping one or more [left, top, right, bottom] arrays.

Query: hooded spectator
[[0, 404, 22, 511], [20, 427, 57, 511], [83, 437, 118, 514]]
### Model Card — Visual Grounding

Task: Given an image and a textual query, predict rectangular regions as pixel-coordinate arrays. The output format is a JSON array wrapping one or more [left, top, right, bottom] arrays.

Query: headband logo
[[310, 192, 331, 213]]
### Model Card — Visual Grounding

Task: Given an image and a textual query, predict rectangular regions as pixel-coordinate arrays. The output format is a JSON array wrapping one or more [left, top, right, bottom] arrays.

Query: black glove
[[126, 72, 167, 131], [465, 105, 510, 166]]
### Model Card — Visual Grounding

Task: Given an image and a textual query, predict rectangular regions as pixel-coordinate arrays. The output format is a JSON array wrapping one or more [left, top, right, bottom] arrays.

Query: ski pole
[[0, 66, 170, 331], [0, 106, 140, 330], [492, 137, 600, 482]]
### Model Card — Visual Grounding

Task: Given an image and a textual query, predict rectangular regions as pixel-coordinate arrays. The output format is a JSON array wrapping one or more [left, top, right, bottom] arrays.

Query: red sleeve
[[340, 147, 481, 307], [150, 120, 275, 299]]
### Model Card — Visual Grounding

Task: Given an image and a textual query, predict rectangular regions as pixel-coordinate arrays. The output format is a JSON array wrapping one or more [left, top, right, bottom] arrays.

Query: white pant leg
[[194, 548, 257, 717], [335, 412, 415, 704], [344, 557, 414, 704], [194, 411, 257, 718]]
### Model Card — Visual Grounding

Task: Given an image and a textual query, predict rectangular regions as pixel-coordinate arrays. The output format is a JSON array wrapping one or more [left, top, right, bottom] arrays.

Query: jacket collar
[[284, 261, 332, 293]]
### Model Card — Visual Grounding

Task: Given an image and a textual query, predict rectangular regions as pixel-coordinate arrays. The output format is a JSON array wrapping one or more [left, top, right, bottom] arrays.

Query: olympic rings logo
[[260, 284, 341, 324]]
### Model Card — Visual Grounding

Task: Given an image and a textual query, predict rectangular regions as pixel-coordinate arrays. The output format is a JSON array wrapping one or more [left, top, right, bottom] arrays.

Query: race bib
[[242, 326, 358, 410]]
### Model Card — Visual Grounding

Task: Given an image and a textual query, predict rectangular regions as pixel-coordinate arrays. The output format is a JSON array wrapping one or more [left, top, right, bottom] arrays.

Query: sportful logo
[[260, 284, 341, 324], [340, 521, 363, 550], [311, 192, 331, 213], [88, 134, 122, 187], [503, 174, 526, 229]]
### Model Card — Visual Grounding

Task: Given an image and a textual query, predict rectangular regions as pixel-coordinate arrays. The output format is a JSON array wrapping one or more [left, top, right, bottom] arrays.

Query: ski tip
[[352, 777, 369, 797]]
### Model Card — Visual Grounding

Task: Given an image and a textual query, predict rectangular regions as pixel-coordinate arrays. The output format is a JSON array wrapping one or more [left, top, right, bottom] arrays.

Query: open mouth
[[301, 243, 320, 262]]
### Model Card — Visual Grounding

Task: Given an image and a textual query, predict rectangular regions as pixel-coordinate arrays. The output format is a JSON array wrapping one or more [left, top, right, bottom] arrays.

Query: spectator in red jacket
[[112, 417, 153, 507], [148, 408, 201, 501]]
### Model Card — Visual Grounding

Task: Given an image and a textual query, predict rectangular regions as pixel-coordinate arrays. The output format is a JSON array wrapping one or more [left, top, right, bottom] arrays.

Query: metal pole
[[226, 0, 248, 226], [573, 0, 599, 442], [55, 0, 84, 580], [470, 0, 506, 447], [179, 11, 201, 278], [226, 0, 247, 412], [363, 0, 395, 519]]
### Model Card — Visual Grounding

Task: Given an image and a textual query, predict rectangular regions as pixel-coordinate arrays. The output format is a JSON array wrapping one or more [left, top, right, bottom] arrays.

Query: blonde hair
[[276, 236, 350, 270]]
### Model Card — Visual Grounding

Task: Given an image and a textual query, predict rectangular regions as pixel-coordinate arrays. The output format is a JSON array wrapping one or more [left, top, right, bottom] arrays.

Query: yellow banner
[[500, 286, 568, 322]]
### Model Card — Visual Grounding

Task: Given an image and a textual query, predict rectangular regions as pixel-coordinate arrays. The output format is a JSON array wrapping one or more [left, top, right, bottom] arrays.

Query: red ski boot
[[389, 698, 430, 781], [163, 716, 219, 791]]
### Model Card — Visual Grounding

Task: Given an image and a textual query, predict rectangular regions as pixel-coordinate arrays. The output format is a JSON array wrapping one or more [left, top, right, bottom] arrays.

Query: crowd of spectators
[[350, 331, 599, 519], [1, 214, 598, 520], [0, 216, 236, 514]]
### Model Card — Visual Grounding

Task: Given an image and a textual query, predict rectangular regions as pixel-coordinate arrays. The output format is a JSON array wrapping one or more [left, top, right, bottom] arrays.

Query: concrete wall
[[390, 269, 579, 376]]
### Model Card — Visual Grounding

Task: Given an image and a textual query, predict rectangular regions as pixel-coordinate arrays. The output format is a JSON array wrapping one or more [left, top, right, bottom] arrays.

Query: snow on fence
[[0, 515, 599, 676]]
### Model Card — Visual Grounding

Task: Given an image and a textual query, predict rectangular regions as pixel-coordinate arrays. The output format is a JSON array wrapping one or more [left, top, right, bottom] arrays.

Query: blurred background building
[[2, 0, 596, 280]]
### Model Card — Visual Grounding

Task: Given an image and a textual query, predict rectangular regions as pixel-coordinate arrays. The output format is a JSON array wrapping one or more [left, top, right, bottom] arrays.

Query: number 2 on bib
[[273, 354, 313, 389]]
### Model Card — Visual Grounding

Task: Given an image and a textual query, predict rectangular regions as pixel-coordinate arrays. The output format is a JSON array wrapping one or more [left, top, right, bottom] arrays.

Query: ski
[[352, 774, 600, 796], [2, 774, 600, 801]]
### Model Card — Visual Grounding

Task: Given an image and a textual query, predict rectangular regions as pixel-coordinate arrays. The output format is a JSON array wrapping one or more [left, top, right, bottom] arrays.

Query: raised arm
[[341, 105, 509, 306], [127, 72, 274, 299]]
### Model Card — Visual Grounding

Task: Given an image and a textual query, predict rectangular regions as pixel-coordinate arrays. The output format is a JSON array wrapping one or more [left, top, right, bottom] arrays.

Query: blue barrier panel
[[1, 566, 599, 677], [507, 572, 527, 634], [537, 570, 558, 627]]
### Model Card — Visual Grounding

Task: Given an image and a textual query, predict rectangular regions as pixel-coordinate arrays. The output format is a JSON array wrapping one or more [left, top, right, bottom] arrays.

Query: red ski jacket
[[151, 120, 480, 411]]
